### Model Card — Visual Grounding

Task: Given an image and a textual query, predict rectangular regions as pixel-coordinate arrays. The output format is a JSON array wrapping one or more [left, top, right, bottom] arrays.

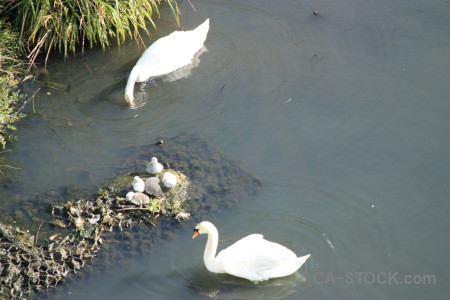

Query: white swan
[[125, 19, 210, 106], [192, 221, 311, 282]]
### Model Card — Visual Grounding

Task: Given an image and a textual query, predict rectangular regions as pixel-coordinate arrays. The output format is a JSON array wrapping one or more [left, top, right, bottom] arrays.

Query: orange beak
[[192, 230, 199, 239]]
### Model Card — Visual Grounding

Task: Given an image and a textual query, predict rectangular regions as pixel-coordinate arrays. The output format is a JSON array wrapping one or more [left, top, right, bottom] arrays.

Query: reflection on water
[[1, 0, 449, 299], [187, 272, 305, 299], [127, 258, 306, 300]]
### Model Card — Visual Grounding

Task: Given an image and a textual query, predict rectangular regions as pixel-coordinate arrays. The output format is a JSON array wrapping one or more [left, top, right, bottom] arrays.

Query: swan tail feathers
[[296, 254, 311, 270], [125, 66, 140, 106], [195, 18, 210, 40]]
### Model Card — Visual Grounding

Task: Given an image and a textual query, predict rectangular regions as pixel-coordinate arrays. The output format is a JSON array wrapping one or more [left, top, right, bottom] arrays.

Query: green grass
[[3, 0, 180, 64], [0, 19, 25, 150]]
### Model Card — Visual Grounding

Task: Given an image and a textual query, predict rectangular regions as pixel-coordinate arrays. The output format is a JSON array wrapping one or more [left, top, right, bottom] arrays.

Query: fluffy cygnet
[[126, 191, 150, 207], [146, 157, 164, 174], [145, 178, 163, 197], [162, 172, 177, 188], [132, 176, 145, 193]]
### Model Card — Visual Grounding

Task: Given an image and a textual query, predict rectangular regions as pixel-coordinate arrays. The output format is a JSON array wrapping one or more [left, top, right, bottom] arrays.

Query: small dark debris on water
[[311, 54, 326, 63]]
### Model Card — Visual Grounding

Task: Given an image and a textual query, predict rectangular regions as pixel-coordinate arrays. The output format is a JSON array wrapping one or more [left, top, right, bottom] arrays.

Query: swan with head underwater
[[124, 19, 210, 106], [192, 221, 311, 282]]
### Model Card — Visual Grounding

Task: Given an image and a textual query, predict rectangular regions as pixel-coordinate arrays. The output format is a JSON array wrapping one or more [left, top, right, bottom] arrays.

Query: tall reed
[[2, 0, 179, 65]]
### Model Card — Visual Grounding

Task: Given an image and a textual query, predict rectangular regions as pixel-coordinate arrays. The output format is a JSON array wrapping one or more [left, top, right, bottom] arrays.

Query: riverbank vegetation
[[0, 0, 179, 150], [0, 20, 25, 150], [2, 0, 179, 64]]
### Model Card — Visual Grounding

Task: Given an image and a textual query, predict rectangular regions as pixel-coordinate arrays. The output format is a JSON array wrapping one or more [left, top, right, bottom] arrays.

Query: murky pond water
[[1, 0, 449, 299]]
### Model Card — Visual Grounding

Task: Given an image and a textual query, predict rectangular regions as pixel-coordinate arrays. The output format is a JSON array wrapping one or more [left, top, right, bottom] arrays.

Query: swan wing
[[125, 19, 209, 104], [134, 21, 209, 80], [217, 234, 301, 281]]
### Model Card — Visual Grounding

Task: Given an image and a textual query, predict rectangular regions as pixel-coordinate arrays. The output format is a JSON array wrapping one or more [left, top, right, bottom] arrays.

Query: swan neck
[[204, 226, 219, 270], [125, 66, 139, 105]]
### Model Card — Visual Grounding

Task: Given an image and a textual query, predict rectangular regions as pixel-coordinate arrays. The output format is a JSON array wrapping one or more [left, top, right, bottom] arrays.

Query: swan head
[[192, 221, 217, 239], [124, 92, 134, 106]]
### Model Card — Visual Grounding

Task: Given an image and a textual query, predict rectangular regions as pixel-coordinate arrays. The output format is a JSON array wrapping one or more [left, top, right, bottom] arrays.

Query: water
[[1, 0, 449, 299]]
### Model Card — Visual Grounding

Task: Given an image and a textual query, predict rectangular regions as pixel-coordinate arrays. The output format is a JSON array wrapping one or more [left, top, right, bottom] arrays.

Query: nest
[[1, 134, 260, 299]]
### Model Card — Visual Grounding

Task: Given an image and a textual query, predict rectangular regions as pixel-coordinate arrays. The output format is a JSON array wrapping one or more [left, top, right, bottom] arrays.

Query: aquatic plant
[[2, 0, 180, 64]]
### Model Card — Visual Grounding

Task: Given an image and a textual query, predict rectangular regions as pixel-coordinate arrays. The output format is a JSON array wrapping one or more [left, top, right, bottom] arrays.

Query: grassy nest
[[0, 134, 261, 299], [0, 167, 190, 299]]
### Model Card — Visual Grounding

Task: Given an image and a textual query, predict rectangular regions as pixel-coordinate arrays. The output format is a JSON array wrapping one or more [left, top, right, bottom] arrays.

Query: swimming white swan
[[125, 19, 210, 106], [192, 221, 311, 282]]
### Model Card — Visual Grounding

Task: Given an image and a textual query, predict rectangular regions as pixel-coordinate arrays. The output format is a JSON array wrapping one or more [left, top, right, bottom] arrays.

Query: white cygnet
[[126, 191, 150, 207], [162, 172, 177, 188], [146, 157, 164, 174], [132, 176, 145, 193]]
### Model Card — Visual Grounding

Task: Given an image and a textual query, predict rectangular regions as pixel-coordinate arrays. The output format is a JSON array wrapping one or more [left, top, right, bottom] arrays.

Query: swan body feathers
[[125, 19, 209, 105], [193, 221, 310, 282]]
